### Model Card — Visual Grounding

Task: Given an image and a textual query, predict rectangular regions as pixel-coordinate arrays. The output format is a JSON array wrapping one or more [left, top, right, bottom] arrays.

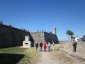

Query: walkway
[[36, 51, 85, 64], [37, 52, 60, 64], [61, 48, 85, 62]]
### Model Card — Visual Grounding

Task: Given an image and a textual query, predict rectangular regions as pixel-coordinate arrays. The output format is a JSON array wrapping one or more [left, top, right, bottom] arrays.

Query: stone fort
[[0, 24, 59, 48], [30, 27, 59, 45]]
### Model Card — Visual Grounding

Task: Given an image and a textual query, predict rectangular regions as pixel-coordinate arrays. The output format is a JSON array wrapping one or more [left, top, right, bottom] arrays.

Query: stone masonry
[[30, 32, 59, 45], [31, 32, 44, 43]]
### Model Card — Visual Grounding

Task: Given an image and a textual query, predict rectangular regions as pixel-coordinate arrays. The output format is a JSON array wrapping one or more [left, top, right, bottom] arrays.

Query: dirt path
[[36, 51, 85, 64], [37, 52, 60, 64]]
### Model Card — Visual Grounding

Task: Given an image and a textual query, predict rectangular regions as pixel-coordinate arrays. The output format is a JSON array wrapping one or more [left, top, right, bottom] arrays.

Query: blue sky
[[0, 0, 85, 41]]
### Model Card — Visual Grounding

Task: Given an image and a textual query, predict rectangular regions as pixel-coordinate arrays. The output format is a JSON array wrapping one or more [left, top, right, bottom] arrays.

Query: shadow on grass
[[0, 53, 24, 64]]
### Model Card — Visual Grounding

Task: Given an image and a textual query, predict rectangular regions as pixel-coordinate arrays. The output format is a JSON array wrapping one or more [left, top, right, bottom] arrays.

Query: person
[[40, 42, 43, 51], [44, 40, 47, 52], [47, 42, 51, 51], [35, 41, 38, 50], [52, 41, 54, 52], [72, 38, 77, 52]]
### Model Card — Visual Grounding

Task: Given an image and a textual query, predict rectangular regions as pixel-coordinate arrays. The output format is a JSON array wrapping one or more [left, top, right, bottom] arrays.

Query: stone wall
[[44, 32, 59, 44], [30, 32, 59, 44], [30, 32, 44, 43]]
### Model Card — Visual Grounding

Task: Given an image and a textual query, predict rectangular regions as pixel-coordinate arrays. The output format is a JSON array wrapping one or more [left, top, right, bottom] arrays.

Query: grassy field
[[0, 47, 39, 64], [55, 42, 85, 52], [54, 43, 64, 50]]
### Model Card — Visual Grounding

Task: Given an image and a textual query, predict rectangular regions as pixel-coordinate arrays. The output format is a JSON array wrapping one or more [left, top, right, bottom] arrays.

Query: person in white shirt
[[75, 36, 78, 42], [52, 41, 54, 52], [48, 42, 51, 51]]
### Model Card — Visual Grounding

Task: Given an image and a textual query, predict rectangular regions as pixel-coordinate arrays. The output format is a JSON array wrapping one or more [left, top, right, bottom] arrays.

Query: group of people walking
[[35, 40, 54, 52], [35, 36, 78, 52]]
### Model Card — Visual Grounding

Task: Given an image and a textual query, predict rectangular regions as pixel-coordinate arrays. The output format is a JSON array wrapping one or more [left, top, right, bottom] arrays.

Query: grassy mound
[[52, 51, 74, 64], [0, 47, 39, 64]]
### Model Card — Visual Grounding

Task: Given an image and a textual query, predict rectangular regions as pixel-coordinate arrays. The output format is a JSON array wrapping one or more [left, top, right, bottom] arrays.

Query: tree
[[66, 30, 74, 41]]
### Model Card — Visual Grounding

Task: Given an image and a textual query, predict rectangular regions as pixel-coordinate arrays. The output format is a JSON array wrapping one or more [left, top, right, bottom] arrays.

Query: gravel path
[[37, 52, 61, 64], [36, 51, 85, 64]]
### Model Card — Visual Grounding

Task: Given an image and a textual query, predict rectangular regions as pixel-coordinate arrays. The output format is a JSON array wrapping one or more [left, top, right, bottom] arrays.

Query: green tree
[[66, 30, 74, 41]]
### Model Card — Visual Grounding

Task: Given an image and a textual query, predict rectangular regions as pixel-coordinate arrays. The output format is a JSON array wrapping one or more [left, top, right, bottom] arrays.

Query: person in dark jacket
[[35, 41, 38, 50]]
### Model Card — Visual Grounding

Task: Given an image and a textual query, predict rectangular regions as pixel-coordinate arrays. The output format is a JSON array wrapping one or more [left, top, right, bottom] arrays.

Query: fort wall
[[30, 32, 59, 44]]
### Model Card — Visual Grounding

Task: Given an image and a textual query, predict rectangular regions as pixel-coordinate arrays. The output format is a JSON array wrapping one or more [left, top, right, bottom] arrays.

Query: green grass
[[0, 47, 39, 64], [0, 47, 27, 53]]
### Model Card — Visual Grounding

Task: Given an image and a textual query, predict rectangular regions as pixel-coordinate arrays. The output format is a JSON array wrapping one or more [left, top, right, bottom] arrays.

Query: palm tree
[[66, 30, 74, 41]]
